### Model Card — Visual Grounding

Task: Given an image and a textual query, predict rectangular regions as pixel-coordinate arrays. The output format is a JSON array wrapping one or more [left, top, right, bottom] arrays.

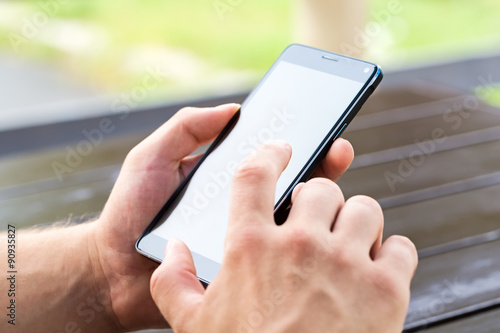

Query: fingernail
[[291, 182, 305, 202], [294, 182, 305, 192]]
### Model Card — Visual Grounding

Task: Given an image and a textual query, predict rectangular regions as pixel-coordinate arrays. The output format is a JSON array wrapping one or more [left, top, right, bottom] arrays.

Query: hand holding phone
[[150, 141, 418, 333], [137, 44, 383, 283]]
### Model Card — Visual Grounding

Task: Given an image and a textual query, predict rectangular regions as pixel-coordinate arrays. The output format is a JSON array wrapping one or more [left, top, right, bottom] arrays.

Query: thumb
[[150, 239, 205, 329]]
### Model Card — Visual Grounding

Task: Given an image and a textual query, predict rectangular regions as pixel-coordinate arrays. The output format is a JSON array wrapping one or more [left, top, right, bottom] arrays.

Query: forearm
[[0, 222, 121, 332]]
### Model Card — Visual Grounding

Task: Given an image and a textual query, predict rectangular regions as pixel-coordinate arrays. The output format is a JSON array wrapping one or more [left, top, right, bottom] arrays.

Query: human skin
[[150, 141, 418, 333], [0, 103, 359, 332]]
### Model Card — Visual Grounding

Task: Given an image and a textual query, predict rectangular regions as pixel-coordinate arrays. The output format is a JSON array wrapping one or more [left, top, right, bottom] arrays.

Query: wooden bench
[[1, 53, 500, 332]]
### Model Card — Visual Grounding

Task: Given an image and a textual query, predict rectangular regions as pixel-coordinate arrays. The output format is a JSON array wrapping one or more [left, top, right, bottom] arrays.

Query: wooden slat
[[405, 238, 500, 331], [382, 184, 500, 250], [0, 139, 209, 230], [357, 86, 458, 115], [349, 125, 500, 170], [343, 105, 500, 156], [0, 93, 248, 157], [419, 308, 500, 332], [347, 95, 476, 132], [0, 134, 144, 188], [338, 139, 500, 200], [418, 229, 500, 259], [378, 171, 500, 210], [0, 178, 113, 229]]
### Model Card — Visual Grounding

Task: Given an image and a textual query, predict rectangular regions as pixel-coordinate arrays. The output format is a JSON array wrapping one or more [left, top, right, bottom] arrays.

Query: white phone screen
[[150, 60, 363, 264]]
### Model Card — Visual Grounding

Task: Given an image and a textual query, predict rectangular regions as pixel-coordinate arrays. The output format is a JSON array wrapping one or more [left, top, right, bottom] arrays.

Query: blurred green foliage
[[383, 0, 500, 48], [477, 84, 500, 107], [1, 0, 499, 95]]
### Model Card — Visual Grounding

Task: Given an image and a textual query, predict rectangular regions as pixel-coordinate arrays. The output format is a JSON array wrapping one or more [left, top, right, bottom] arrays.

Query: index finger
[[228, 141, 292, 233]]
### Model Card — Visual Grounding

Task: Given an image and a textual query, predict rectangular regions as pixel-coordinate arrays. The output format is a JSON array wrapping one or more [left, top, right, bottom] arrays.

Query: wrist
[[85, 221, 125, 332]]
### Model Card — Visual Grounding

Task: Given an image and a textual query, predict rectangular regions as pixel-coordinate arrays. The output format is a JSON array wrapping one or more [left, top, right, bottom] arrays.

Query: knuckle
[[388, 235, 417, 252], [370, 267, 408, 304], [277, 227, 317, 263], [149, 270, 161, 296], [149, 266, 170, 302], [225, 226, 265, 258], [329, 245, 356, 269], [233, 160, 269, 183], [264, 141, 291, 156], [123, 143, 147, 168], [307, 177, 338, 189], [173, 106, 202, 137], [124, 143, 157, 173], [371, 267, 396, 291], [350, 195, 381, 208], [306, 177, 342, 194], [285, 227, 315, 250], [176, 106, 197, 116], [125, 142, 142, 160], [349, 195, 382, 214], [387, 235, 419, 268]]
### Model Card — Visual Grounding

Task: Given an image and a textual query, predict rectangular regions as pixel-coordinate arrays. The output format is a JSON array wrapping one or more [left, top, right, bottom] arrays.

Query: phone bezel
[[136, 44, 383, 284]]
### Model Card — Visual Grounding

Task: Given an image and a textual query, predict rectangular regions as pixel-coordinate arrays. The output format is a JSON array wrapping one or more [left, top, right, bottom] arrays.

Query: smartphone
[[136, 44, 382, 284]]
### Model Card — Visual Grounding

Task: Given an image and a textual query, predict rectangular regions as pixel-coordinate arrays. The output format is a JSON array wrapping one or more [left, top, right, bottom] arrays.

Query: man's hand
[[150, 141, 418, 332], [87, 103, 240, 330], [88, 104, 355, 330], [0, 103, 355, 333]]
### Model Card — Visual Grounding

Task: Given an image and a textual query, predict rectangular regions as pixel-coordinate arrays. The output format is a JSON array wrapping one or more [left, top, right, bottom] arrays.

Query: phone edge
[[136, 46, 384, 283]]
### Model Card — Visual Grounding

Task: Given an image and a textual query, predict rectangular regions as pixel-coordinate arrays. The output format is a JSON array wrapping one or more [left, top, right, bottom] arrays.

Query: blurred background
[[3, 1, 500, 332], [1, 0, 500, 130]]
